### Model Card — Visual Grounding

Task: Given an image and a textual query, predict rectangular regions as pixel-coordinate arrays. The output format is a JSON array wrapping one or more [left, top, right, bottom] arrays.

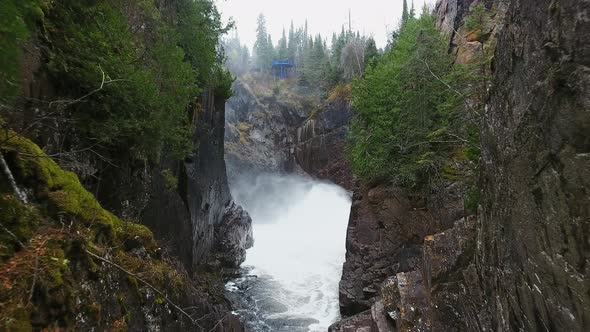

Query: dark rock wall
[[295, 98, 355, 190], [478, 0, 590, 330], [338, 183, 466, 317], [225, 79, 309, 182]]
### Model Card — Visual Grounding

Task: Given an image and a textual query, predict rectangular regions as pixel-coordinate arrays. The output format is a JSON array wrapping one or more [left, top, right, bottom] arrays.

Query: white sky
[[215, 0, 437, 50]]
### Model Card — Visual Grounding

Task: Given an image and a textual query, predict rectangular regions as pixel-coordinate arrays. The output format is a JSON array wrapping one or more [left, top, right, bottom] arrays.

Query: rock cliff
[[295, 97, 355, 190], [478, 0, 590, 329], [225, 74, 354, 189], [332, 0, 590, 330], [1, 0, 253, 330], [225, 76, 311, 182]]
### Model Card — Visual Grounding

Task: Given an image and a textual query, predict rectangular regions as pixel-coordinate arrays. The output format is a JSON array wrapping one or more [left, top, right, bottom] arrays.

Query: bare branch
[[0, 153, 28, 203]]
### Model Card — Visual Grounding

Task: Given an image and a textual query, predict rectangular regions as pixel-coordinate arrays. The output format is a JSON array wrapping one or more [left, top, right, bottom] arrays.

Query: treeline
[[224, 14, 379, 92], [348, 2, 490, 201], [1, 0, 232, 163]]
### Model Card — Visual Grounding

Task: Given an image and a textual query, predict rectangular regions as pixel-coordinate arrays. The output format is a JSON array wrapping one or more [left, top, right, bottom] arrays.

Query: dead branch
[[0, 153, 28, 204], [48, 67, 127, 109], [28, 252, 40, 304], [207, 314, 228, 332]]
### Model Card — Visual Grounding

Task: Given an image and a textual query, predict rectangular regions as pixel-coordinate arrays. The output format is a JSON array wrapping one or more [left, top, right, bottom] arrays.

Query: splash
[[228, 174, 351, 331]]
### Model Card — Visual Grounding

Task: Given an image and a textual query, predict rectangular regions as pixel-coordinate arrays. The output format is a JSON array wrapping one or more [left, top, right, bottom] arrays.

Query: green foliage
[[33, 0, 232, 162], [465, 4, 489, 32], [1, 0, 232, 163], [162, 169, 178, 192], [348, 13, 479, 188], [0, 0, 44, 101]]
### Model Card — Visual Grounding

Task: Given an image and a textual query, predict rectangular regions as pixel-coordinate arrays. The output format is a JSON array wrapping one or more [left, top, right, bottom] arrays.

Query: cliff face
[[478, 0, 590, 329], [141, 90, 253, 272], [1, 0, 253, 330], [225, 75, 355, 190], [332, 0, 590, 331], [224, 77, 310, 182], [336, 182, 467, 317], [295, 98, 355, 190]]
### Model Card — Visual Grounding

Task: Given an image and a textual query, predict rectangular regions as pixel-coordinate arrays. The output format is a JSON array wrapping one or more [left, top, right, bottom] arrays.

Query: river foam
[[228, 174, 351, 331]]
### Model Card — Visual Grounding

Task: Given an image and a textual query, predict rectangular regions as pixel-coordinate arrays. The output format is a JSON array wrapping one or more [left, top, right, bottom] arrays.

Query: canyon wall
[[478, 0, 590, 329], [332, 0, 590, 330]]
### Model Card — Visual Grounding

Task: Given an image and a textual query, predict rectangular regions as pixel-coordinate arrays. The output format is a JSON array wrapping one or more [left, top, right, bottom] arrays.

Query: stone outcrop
[[225, 77, 310, 182], [295, 97, 355, 190], [478, 0, 590, 329], [338, 183, 466, 316], [213, 202, 254, 268]]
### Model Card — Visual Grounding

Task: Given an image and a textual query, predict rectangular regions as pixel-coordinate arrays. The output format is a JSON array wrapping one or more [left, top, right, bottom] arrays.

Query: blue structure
[[272, 59, 295, 79]]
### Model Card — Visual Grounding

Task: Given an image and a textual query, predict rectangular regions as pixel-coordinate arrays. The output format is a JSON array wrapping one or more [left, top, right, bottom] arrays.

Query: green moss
[[0, 194, 40, 263], [117, 296, 131, 323], [0, 132, 194, 332], [162, 169, 178, 192], [126, 275, 140, 295], [154, 297, 165, 305]]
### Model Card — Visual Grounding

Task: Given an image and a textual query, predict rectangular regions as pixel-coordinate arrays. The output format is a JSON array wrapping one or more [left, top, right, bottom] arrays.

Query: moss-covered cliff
[[0, 132, 242, 331]]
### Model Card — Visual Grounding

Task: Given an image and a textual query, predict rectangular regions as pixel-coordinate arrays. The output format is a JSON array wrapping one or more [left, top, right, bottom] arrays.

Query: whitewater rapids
[[226, 174, 352, 332]]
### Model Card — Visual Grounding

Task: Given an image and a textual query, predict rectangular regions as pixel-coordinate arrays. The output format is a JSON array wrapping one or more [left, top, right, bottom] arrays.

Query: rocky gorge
[[1, 0, 588, 330], [224, 0, 590, 331]]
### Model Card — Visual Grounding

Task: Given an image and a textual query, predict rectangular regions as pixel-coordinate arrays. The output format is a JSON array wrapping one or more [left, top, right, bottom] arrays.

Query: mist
[[227, 174, 352, 331]]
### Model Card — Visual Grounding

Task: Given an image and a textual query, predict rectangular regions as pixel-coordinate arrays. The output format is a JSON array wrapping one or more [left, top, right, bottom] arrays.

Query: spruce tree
[[278, 27, 288, 59], [254, 13, 269, 69], [402, 0, 409, 27]]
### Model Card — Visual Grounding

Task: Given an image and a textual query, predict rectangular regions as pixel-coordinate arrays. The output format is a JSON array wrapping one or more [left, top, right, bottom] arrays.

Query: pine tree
[[267, 34, 275, 61], [364, 37, 379, 68], [287, 21, 296, 60], [278, 27, 288, 59], [254, 13, 269, 69], [402, 0, 409, 27]]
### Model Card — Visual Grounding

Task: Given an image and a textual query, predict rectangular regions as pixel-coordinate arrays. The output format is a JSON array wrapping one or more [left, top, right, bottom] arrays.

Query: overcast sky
[[215, 0, 436, 50]]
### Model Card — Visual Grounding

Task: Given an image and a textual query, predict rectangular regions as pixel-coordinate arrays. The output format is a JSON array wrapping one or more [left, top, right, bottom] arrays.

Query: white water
[[230, 174, 352, 331]]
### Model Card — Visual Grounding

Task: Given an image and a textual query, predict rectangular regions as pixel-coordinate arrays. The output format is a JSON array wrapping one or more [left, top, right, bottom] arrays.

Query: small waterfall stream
[[226, 174, 351, 332]]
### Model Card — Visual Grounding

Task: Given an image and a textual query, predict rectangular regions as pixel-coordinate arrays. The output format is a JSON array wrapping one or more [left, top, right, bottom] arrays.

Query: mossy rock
[[0, 131, 158, 249]]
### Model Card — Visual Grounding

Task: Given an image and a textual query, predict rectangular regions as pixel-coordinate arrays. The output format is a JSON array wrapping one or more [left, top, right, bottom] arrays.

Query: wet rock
[[214, 202, 254, 268], [225, 78, 310, 183], [338, 183, 466, 316]]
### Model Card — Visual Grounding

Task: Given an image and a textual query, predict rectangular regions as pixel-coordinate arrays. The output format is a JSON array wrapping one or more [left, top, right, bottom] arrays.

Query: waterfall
[[227, 173, 351, 332]]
